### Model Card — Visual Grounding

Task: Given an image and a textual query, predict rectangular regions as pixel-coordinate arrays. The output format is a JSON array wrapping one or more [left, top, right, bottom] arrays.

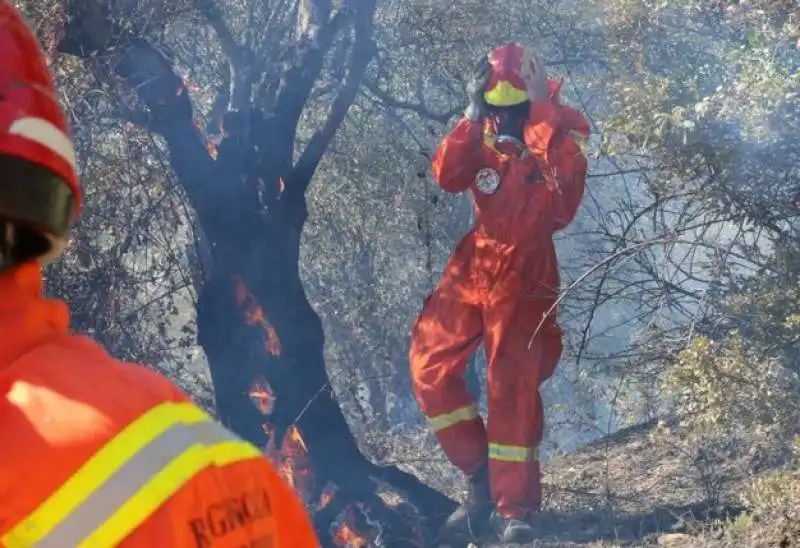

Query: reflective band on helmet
[[488, 443, 538, 462], [2, 402, 263, 548], [484, 80, 529, 107], [9, 117, 77, 170], [428, 404, 481, 432]]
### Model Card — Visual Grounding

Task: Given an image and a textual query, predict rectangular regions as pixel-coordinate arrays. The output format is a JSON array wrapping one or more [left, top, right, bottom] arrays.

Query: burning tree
[[53, 0, 456, 544]]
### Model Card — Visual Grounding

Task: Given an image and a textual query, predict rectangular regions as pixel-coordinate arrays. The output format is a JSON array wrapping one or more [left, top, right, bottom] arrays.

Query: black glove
[[464, 56, 491, 122]]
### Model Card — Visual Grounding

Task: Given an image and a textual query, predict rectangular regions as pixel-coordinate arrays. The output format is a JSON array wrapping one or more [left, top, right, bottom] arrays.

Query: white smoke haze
[[13, 0, 799, 542]]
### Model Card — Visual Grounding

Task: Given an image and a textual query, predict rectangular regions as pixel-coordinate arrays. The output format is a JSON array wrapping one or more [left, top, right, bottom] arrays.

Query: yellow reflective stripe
[[2, 402, 263, 548], [81, 427, 261, 548], [428, 404, 480, 432], [3, 402, 207, 546], [488, 443, 538, 462]]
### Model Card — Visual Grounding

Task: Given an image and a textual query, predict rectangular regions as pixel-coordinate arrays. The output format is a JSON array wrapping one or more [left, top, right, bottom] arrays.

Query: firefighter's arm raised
[[431, 118, 486, 193], [524, 100, 590, 231]]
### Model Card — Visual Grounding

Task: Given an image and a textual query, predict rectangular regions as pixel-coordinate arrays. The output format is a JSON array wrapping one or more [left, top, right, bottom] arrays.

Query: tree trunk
[[59, 1, 456, 544], [194, 201, 454, 545]]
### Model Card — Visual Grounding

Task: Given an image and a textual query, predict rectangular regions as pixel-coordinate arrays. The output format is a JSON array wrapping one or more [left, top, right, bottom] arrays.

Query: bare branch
[[58, 0, 216, 210], [363, 78, 463, 124], [290, 1, 378, 195], [272, 7, 351, 138], [205, 65, 231, 137], [296, 0, 333, 40], [195, 0, 239, 61], [195, 0, 253, 111], [360, 55, 588, 125]]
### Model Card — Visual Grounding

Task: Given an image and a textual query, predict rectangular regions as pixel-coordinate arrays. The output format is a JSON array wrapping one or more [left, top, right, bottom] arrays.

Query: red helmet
[[0, 1, 81, 267], [483, 42, 536, 108]]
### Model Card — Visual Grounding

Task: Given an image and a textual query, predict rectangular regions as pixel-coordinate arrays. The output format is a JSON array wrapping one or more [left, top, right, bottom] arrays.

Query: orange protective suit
[[410, 80, 589, 519], [0, 263, 318, 547]]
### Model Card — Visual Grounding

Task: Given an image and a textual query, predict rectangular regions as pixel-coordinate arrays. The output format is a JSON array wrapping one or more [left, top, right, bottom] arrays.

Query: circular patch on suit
[[474, 167, 501, 194]]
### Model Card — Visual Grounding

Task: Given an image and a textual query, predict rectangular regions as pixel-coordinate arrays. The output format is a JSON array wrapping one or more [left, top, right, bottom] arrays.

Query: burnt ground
[[363, 418, 797, 547]]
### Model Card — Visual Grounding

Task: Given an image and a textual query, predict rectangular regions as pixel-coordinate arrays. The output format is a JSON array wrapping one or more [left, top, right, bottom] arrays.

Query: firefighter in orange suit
[[409, 42, 590, 543], [0, 3, 318, 546]]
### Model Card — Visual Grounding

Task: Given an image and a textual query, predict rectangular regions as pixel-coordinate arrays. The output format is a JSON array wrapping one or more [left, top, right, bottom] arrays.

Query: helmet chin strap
[[0, 220, 52, 270], [0, 221, 19, 270]]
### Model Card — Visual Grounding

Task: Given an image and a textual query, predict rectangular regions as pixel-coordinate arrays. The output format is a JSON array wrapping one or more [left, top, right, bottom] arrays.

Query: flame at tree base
[[236, 276, 423, 546], [262, 422, 377, 546]]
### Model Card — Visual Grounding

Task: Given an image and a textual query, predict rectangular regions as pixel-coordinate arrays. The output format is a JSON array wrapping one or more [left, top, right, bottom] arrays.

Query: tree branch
[[296, 0, 332, 39], [361, 55, 588, 125], [58, 0, 214, 209], [195, 0, 239, 61], [195, 0, 254, 111], [363, 78, 463, 124], [272, 7, 352, 139], [205, 65, 231, 138], [290, 1, 378, 196]]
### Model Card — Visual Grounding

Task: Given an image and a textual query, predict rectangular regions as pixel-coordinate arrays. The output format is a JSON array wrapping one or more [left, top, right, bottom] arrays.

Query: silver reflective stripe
[[35, 421, 238, 548]]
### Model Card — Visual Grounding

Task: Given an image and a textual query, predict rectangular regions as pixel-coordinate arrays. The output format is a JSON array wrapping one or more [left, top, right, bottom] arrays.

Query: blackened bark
[[59, 1, 456, 544]]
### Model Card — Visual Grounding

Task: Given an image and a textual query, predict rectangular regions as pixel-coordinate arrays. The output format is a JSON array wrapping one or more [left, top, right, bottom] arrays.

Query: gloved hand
[[464, 56, 491, 122], [523, 49, 550, 103]]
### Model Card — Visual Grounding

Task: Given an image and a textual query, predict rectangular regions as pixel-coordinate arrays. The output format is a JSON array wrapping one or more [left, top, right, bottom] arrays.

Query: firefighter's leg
[[410, 284, 491, 541], [409, 285, 486, 473], [483, 296, 563, 541]]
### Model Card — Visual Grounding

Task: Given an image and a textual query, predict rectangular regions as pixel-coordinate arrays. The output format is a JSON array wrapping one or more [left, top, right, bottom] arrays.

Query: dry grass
[[363, 418, 798, 547]]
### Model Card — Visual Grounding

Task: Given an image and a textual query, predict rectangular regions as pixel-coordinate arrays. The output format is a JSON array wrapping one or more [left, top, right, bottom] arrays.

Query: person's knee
[[540, 332, 563, 381], [409, 342, 439, 406], [410, 376, 450, 417]]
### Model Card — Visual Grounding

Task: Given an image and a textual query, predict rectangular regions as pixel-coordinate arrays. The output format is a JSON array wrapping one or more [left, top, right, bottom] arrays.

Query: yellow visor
[[484, 80, 529, 107]]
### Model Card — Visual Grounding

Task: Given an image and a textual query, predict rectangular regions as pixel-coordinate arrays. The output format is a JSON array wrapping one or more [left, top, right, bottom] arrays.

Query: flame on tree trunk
[[195, 235, 449, 546], [57, 0, 457, 544]]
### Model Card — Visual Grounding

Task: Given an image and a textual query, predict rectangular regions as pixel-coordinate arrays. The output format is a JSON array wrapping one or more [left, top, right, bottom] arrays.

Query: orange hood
[[484, 42, 564, 107]]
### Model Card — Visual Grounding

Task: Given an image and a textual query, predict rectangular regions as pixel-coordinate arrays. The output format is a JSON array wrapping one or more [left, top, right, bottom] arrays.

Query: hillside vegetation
[[12, 0, 799, 545]]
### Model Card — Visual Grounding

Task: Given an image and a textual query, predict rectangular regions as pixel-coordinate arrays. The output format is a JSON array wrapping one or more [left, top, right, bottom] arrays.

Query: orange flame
[[318, 482, 337, 510], [333, 524, 369, 547], [261, 424, 314, 505], [258, 419, 377, 545], [181, 75, 199, 93], [281, 426, 312, 497], [191, 120, 219, 160], [233, 276, 282, 356], [331, 506, 375, 547], [236, 277, 378, 545], [248, 376, 275, 415]]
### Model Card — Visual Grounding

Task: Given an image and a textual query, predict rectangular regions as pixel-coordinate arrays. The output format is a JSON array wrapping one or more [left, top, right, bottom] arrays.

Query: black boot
[[490, 511, 537, 543], [438, 465, 492, 542]]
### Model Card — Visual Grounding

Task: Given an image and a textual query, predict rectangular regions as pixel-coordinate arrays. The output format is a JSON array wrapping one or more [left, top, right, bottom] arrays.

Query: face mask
[[488, 102, 530, 140]]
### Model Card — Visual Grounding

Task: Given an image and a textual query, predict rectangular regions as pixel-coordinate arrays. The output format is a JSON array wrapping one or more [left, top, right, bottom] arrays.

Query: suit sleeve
[[431, 117, 486, 193], [524, 100, 590, 231]]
